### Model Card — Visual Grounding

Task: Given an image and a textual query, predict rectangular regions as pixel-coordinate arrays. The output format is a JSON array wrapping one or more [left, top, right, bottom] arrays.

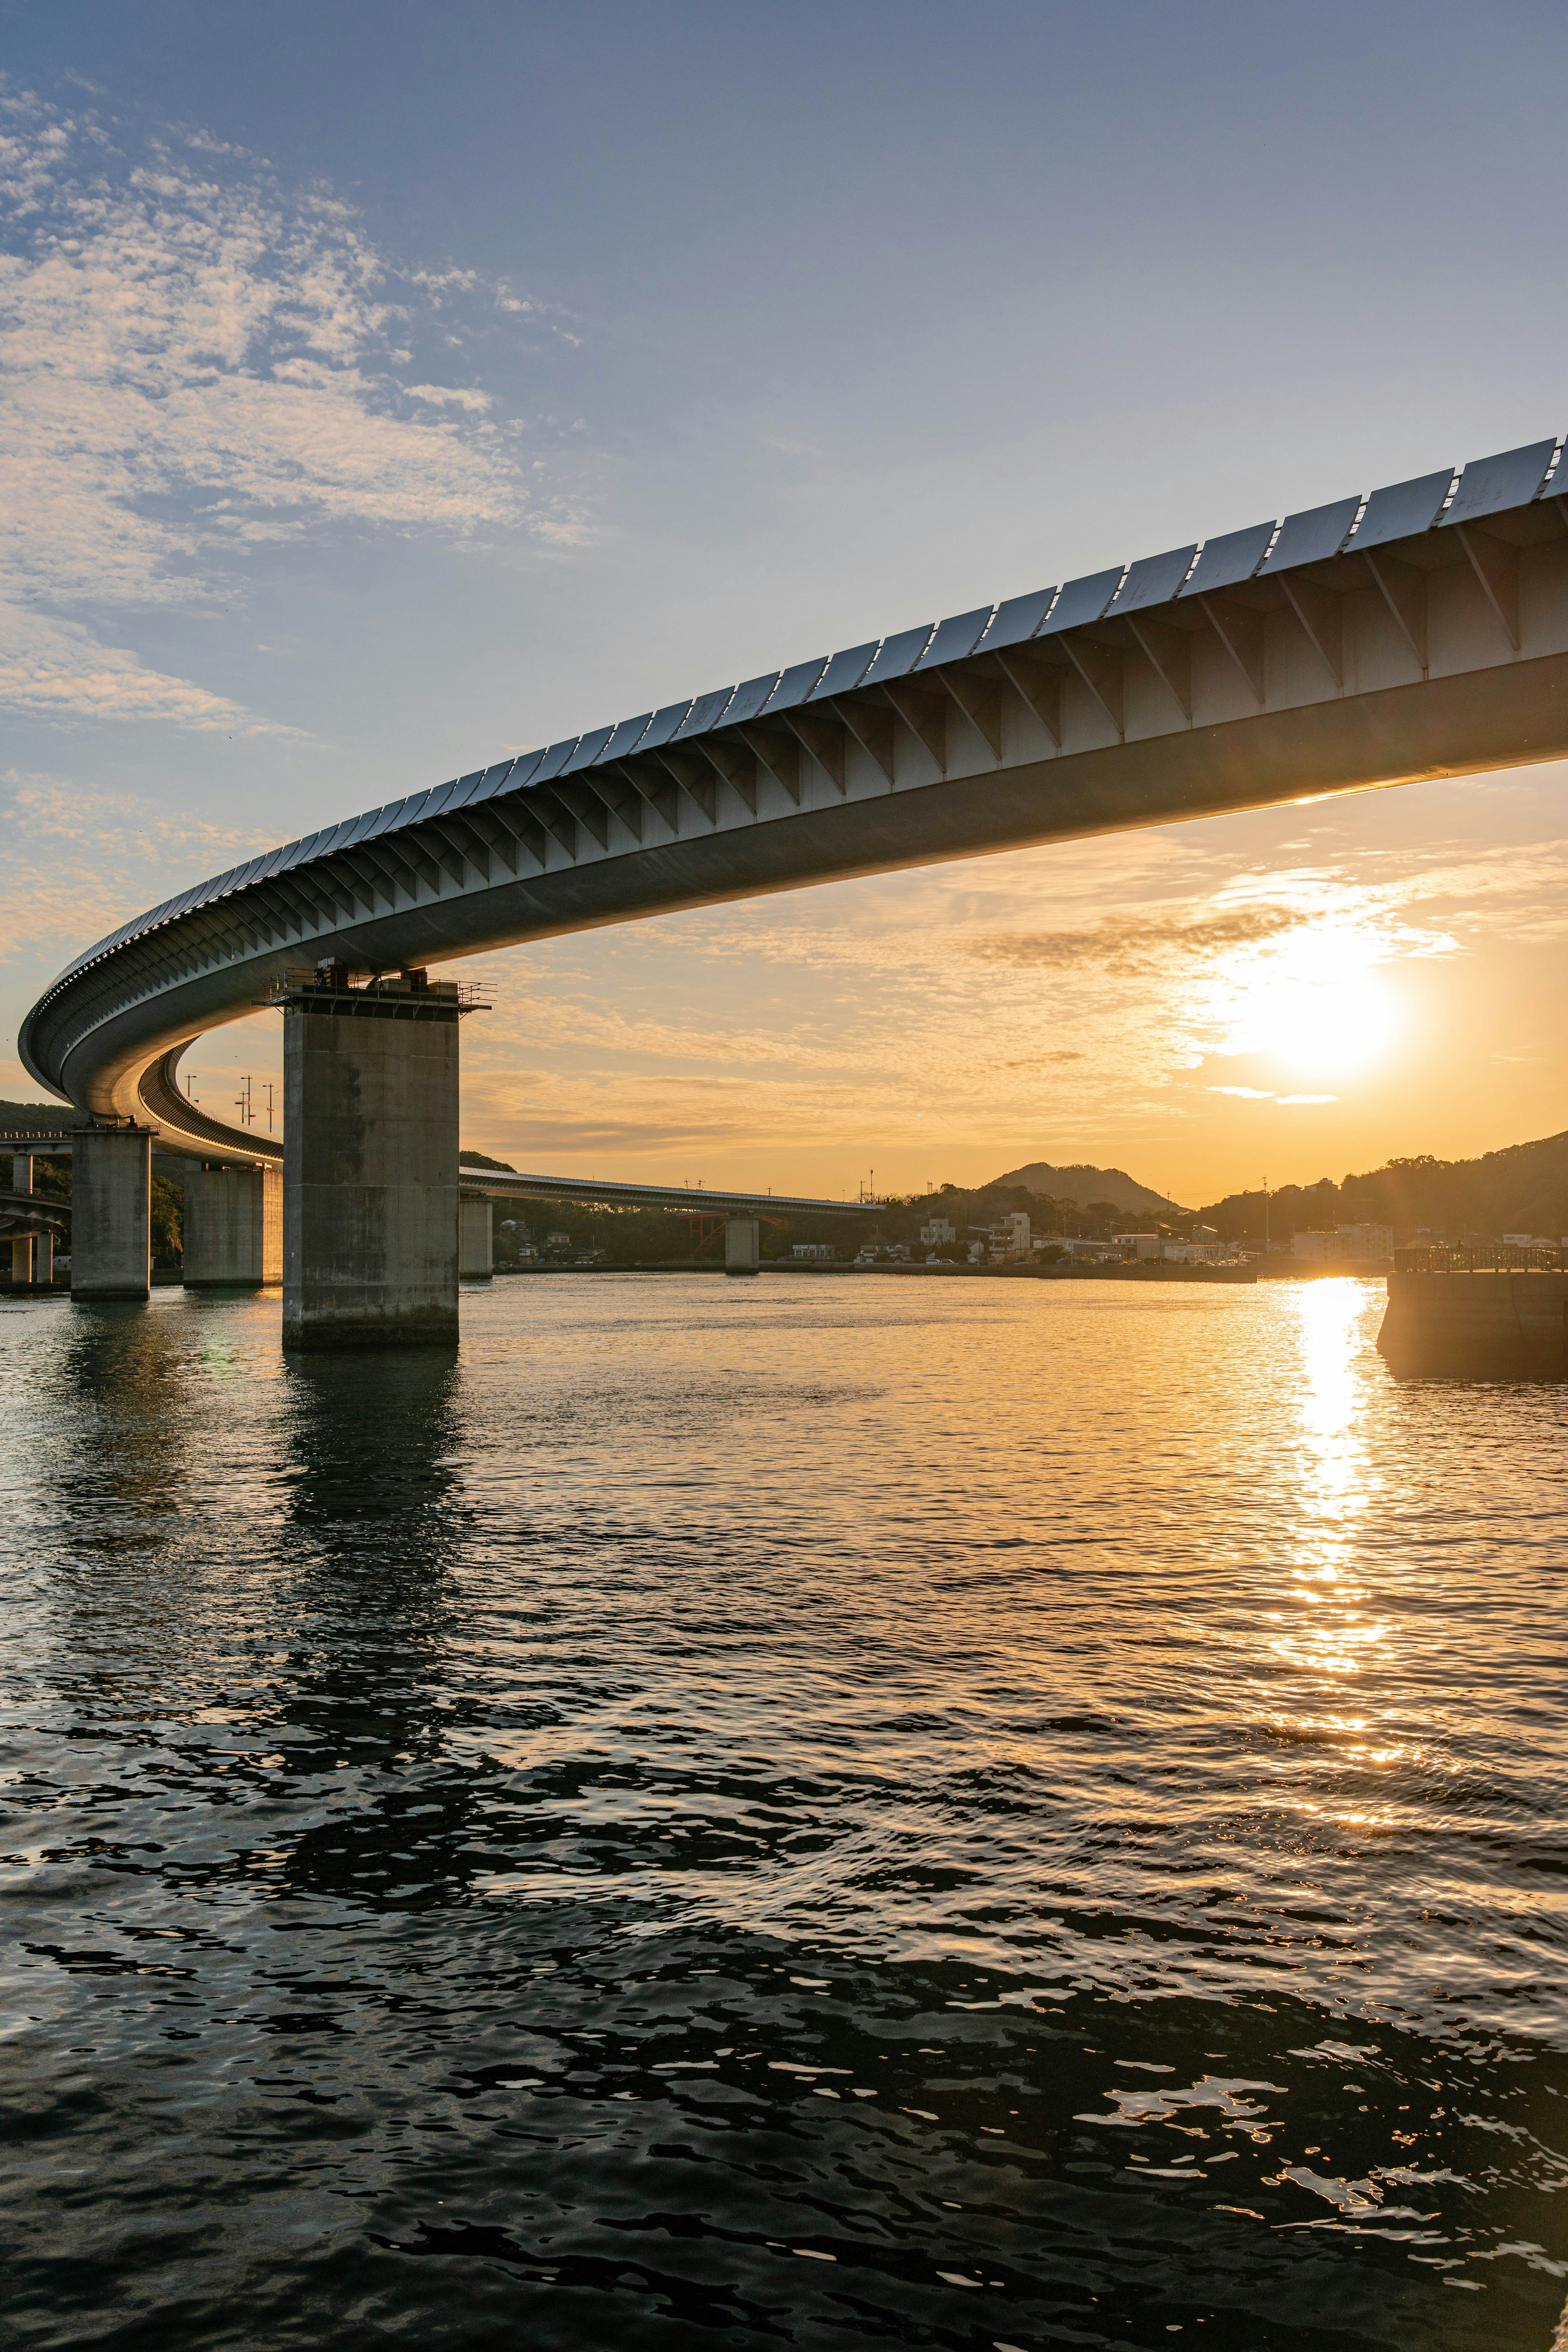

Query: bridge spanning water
[[16, 435, 1568, 1343]]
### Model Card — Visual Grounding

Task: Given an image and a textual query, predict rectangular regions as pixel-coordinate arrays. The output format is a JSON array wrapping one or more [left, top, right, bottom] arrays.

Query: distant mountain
[[986, 1159, 1183, 1216]]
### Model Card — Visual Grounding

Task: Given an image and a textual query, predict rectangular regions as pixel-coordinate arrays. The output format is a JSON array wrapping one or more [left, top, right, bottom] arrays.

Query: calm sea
[[4, 1272, 1567, 2350]]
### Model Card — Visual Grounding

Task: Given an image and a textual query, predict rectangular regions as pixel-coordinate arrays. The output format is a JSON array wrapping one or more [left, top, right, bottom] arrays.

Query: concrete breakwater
[[1378, 1268, 1568, 1379]]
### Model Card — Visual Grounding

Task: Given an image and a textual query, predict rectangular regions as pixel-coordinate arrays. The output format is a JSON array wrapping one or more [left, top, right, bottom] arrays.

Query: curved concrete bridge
[[17, 436, 1568, 1343]]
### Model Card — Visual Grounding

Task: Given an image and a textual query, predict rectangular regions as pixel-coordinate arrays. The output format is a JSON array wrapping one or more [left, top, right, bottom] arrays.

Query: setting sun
[[1200, 911, 1414, 1091], [1262, 972, 1403, 1081]]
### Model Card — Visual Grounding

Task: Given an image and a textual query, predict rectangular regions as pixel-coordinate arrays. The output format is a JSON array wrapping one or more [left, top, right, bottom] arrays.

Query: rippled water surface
[[4, 1271, 1568, 2350]]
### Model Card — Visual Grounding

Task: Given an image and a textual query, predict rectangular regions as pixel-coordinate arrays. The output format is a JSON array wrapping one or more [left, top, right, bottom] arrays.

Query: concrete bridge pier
[[278, 969, 475, 1350], [724, 1214, 762, 1276], [459, 1196, 494, 1279], [184, 1164, 283, 1289], [71, 1127, 152, 1301], [9, 1154, 53, 1291]]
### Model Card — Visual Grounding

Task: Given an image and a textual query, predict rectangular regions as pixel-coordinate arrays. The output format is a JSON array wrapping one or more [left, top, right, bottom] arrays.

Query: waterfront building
[[1292, 1223, 1394, 1263]]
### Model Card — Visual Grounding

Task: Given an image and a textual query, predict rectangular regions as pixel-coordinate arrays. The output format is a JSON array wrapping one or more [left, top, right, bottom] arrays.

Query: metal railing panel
[[915, 606, 995, 668], [1179, 519, 1275, 597], [1037, 566, 1123, 634], [1348, 468, 1454, 552], [1109, 545, 1198, 615], [1441, 440, 1557, 529]]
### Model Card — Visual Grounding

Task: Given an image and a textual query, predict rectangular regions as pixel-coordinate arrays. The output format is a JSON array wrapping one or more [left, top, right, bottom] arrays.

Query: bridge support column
[[724, 1214, 762, 1276], [184, 1163, 283, 1289], [10, 1154, 39, 1290], [19, 1229, 54, 1288], [278, 971, 470, 1350], [71, 1127, 151, 1301], [459, 1196, 494, 1279]]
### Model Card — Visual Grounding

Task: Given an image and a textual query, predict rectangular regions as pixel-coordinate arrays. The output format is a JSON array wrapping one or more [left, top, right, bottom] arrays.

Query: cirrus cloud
[[0, 77, 577, 729]]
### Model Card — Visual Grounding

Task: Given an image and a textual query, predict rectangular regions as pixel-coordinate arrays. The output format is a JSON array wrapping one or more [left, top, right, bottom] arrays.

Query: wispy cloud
[[0, 77, 579, 728], [967, 905, 1307, 974], [1209, 1085, 1338, 1105], [0, 769, 272, 959], [0, 602, 251, 728]]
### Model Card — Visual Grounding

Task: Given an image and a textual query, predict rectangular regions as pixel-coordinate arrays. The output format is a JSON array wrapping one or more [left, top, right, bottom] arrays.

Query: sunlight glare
[[1261, 971, 1401, 1080], [1269, 1281, 1387, 1685], [1198, 908, 1414, 1086]]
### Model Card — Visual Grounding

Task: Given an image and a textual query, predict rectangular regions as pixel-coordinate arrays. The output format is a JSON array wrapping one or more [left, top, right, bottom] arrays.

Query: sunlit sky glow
[[2, 5, 1565, 1202]]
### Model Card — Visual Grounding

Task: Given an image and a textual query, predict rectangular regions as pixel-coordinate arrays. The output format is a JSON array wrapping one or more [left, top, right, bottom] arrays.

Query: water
[[3, 1272, 1567, 2350]]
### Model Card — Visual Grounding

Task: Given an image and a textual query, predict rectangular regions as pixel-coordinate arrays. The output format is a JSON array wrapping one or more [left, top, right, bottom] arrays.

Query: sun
[[1203, 918, 1406, 1084], [1262, 971, 1402, 1080]]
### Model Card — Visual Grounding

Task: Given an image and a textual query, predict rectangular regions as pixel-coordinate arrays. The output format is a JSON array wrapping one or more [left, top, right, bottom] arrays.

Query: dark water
[[4, 1272, 1568, 2350]]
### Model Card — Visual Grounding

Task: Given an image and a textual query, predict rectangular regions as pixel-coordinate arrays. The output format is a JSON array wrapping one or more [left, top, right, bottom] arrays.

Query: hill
[[986, 1158, 1183, 1217], [0, 1097, 83, 1137], [1196, 1131, 1568, 1243]]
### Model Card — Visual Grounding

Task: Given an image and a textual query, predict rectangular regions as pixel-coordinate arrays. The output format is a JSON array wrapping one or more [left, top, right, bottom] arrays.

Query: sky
[[1, 0, 1566, 1205]]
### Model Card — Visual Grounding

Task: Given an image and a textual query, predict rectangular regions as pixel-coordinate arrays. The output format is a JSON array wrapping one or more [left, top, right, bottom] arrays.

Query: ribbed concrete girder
[[18, 438, 1568, 1169]]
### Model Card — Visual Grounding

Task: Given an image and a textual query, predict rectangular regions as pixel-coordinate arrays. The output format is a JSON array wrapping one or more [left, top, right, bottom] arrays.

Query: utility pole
[[236, 1074, 254, 1127], [264, 1081, 275, 1134], [1263, 1177, 1270, 1254]]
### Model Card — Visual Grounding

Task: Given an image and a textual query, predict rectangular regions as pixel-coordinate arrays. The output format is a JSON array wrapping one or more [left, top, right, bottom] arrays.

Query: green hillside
[[1197, 1132, 1568, 1243], [0, 1098, 84, 1136]]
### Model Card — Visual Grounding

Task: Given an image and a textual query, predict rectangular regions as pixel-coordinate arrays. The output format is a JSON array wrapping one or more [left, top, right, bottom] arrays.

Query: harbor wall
[[1378, 1270, 1568, 1379]]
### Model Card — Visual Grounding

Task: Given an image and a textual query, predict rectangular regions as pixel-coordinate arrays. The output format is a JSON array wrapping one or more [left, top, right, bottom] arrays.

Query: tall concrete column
[[184, 1163, 283, 1288], [459, 1195, 494, 1279], [71, 1126, 152, 1301], [278, 969, 476, 1350], [724, 1214, 762, 1276], [11, 1151, 55, 1288], [11, 1153, 36, 1289]]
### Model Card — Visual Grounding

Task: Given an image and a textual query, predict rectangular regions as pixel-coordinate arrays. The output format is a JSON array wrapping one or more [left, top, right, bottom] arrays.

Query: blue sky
[[2, 1, 1566, 1198]]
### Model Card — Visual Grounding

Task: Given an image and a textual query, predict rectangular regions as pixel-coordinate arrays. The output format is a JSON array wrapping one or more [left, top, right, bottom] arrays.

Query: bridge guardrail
[[1394, 1245, 1568, 1274]]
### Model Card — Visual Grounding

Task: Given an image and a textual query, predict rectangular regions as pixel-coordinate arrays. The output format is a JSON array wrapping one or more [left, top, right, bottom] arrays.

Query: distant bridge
[[454, 1165, 864, 1218]]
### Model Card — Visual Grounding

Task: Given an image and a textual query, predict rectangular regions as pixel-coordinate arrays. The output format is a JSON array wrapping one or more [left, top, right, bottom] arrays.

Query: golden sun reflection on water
[[1274, 1280, 1388, 1687]]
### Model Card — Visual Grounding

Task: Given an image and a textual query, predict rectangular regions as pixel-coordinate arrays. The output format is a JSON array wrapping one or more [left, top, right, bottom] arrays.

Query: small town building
[[792, 1243, 834, 1261], [919, 1216, 957, 1246], [1292, 1223, 1394, 1263]]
